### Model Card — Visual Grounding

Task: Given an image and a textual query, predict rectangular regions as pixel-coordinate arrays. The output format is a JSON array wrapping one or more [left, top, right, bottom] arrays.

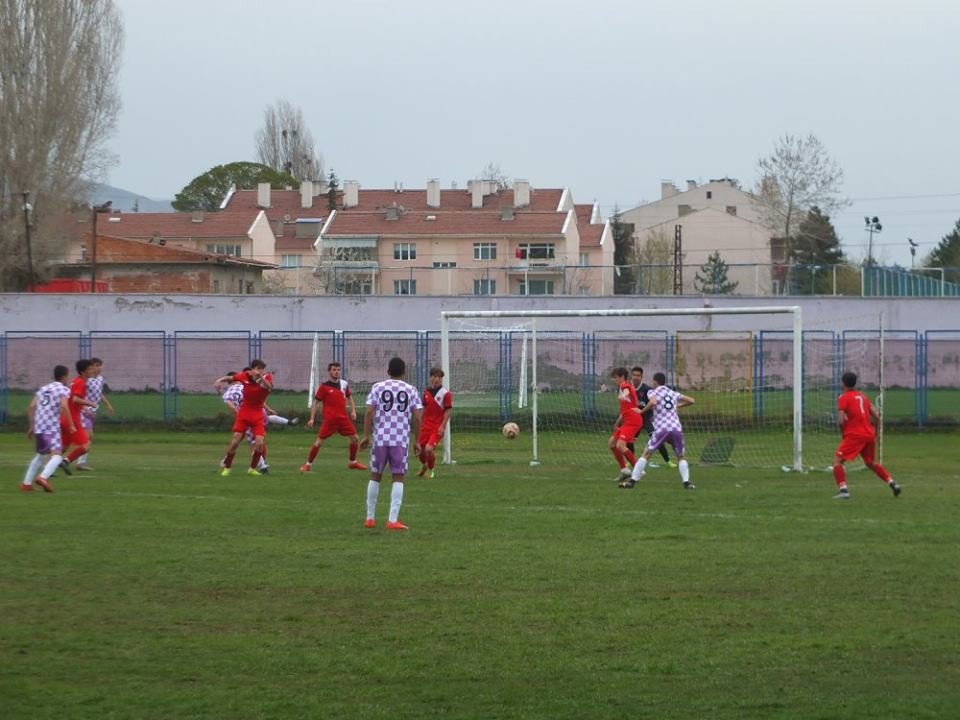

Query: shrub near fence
[[0, 330, 957, 427]]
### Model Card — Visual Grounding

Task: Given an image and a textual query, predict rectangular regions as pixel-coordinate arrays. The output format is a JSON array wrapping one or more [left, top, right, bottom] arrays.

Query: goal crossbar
[[440, 306, 803, 471]]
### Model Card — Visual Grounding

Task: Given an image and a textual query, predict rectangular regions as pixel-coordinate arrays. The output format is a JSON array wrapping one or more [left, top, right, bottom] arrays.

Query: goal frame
[[440, 306, 803, 471]]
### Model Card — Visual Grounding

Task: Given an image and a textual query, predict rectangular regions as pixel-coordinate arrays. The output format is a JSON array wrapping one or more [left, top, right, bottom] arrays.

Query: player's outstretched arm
[[678, 395, 695, 408], [214, 375, 234, 387], [640, 396, 658, 414]]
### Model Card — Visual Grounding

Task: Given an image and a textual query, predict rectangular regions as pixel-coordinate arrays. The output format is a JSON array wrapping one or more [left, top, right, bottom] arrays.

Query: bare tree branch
[[254, 100, 324, 182]]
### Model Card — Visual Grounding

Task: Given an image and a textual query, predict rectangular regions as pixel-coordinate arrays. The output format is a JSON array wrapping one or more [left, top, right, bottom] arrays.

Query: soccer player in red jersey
[[214, 359, 273, 476], [416, 367, 453, 478], [608, 367, 644, 484], [59, 359, 99, 474], [301, 362, 367, 472], [833, 371, 901, 500]]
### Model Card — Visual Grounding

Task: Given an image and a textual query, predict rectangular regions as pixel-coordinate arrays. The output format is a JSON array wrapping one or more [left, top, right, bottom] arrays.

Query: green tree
[[694, 251, 738, 294], [326, 169, 339, 212], [172, 162, 299, 212], [925, 218, 960, 283], [791, 206, 844, 294], [610, 207, 636, 294]]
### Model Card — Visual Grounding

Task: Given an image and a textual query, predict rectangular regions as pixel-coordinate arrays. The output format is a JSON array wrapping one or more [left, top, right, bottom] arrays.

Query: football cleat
[[348, 460, 368, 470], [648, 461, 661, 469], [417, 465, 428, 477], [618, 479, 637, 489], [35, 477, 54, 493], [668, 461, 678, 468], [364, 518, 376, 529], [59, 460, 73, 476], [890, 482, 902, 498], [428, 469, 435, 479], [683, 481, 696, 491], [76, 464, 93, 472], [20, 482, 35, 493], [258, 465, 270, 474], [833, 489, 850, 500], [247, 468, 262, 476], [386, 520, 409, 531], [299, 463, 311, 473], [617, 468, 632, 482], [289, 417, 300, 425], [220, 467, 232, 477]]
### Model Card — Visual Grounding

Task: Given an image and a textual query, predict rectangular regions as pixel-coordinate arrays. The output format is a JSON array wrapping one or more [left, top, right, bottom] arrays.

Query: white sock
[[267, 415, 289, 426], [679, 459, 690, 483], [77, 453, 89, 465], [389, 482, 405, 523], [631, 457, 648, 481], [41, 455, 63, 479], [24, 454, 44, 484], [258, 457, 268, 469], [366, 480, 380, 520]]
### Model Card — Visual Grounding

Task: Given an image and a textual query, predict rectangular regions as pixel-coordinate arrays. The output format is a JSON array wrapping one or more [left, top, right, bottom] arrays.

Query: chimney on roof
[[514, 179, 530, 208], [660, 181, 677, 199], [686, 179, 697, 191], [470, 180, 483, 209], [427, 179, 440, 208], [191, 211, 204, 223], [257, 182, 271, 208], [300, 181, 313, 209], [344, 181, 359, 208]]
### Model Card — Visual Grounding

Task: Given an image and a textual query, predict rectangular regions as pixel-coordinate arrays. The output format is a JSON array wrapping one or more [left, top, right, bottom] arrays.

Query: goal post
[[440, 306, 803, 471]]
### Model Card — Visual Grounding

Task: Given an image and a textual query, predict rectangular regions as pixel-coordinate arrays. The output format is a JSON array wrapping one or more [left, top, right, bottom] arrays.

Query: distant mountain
[[88, 183, 174, 213]]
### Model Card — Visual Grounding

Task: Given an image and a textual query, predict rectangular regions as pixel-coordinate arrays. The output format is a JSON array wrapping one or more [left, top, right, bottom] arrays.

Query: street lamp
[[908, 238, 919, 269], [21, 191, 33, 290], [90, 201, 112, 292], [864, 216, 882, 265]]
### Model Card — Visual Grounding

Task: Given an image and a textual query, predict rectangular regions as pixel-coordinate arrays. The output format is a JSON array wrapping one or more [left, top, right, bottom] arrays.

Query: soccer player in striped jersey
[[75, 357, 114, 471], [832, 371, 901, 500], [22, 365, 77, 492], [625, 372, 696, 490], [359, 357, 423, 530], [417, 367, 453, 478]]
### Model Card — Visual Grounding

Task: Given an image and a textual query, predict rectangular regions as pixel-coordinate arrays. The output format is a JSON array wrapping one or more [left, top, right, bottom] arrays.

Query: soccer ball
[[502, 422, 520, 439]]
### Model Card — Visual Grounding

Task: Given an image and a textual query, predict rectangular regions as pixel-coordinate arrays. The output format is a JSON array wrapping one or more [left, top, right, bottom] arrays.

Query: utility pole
[[90, 201, 112, 292], [22, 191, 33, 289], [864, 216, 882, 265]]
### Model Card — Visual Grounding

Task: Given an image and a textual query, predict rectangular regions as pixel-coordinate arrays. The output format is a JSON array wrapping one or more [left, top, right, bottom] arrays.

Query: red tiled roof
[[579, 224, 605, 248], [322, 210, 567, 237], [275, 237, 316, 252], [85, 234, 274, 267], [224, 186, 566, 216], [92, 210, 263, 239]]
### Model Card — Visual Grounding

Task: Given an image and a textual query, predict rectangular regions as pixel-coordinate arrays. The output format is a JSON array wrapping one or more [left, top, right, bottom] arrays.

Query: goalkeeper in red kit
[[832, 371, 901, 500]]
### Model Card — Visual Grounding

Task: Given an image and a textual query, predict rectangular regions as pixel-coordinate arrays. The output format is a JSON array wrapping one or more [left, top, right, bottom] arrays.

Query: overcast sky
[[109, 0, 960, 266]]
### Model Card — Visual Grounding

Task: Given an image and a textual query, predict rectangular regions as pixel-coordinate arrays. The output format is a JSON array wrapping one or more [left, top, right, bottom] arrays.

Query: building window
[[706, 191, 713, 199], [516, 243, 555, 260], [213, 279, 220, 293], [330, 246, 375, 262], [337, 279, 373, 295], [207, 244, 242, 256], [433, 261, 457, 268], [518, 280, 555, 295], [281, 254, 303, 268], [474, 279, 496, 295], [579, 252, 590, 266], [245, 281, 255, 294], [579, 286, 592, 295], [393, 243, 416, 261], [770, 238, 788, 264], [473, 242, 497, 260], [726, 205, 737, 216], [394, 279, 417, 295]]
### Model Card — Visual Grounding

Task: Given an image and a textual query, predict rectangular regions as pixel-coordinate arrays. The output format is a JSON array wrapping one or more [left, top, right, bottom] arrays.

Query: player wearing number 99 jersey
[[360, 357, 423, 531]]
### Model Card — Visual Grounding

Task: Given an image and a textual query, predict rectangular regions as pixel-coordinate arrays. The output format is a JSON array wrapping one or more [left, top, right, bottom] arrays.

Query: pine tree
[[695, 251, 738, 294], [926, 218, 960, 283], [610, 207, 635, 294], [791, 206, 844, 294], [326, 169, 339, 212]]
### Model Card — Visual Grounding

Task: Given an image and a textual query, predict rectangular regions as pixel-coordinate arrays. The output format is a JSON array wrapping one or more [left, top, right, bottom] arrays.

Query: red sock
[[349, 442, 358, 461], [624, 450, 638, 466], [611, 447, 626, 469], [67, 447, 85, 463], [251, 450, 262, 469], [427, 450, 436, 469], [866, 462, 891, 482], [308, 445, 319, 463], [833, 464, 846, 487], [261, 445, 268, 459], [224, 452, 235, 469]]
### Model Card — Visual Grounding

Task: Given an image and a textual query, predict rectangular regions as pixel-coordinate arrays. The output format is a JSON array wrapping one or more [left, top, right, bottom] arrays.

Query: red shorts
[[836, 435, 876, 463], [418, 427, 443, 448], [319, 415, 357, 439], [61, 425, 89, 448], [233, 410, 266, 438], [614, 421, 643, 445]]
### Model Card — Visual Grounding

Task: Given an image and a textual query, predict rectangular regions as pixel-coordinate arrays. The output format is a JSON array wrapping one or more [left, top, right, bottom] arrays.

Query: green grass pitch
[[1, 428, 958, 719]]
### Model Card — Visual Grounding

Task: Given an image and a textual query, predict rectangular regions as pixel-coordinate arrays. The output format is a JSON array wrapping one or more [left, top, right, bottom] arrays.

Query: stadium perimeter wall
[[0, 294, 956, 333]]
